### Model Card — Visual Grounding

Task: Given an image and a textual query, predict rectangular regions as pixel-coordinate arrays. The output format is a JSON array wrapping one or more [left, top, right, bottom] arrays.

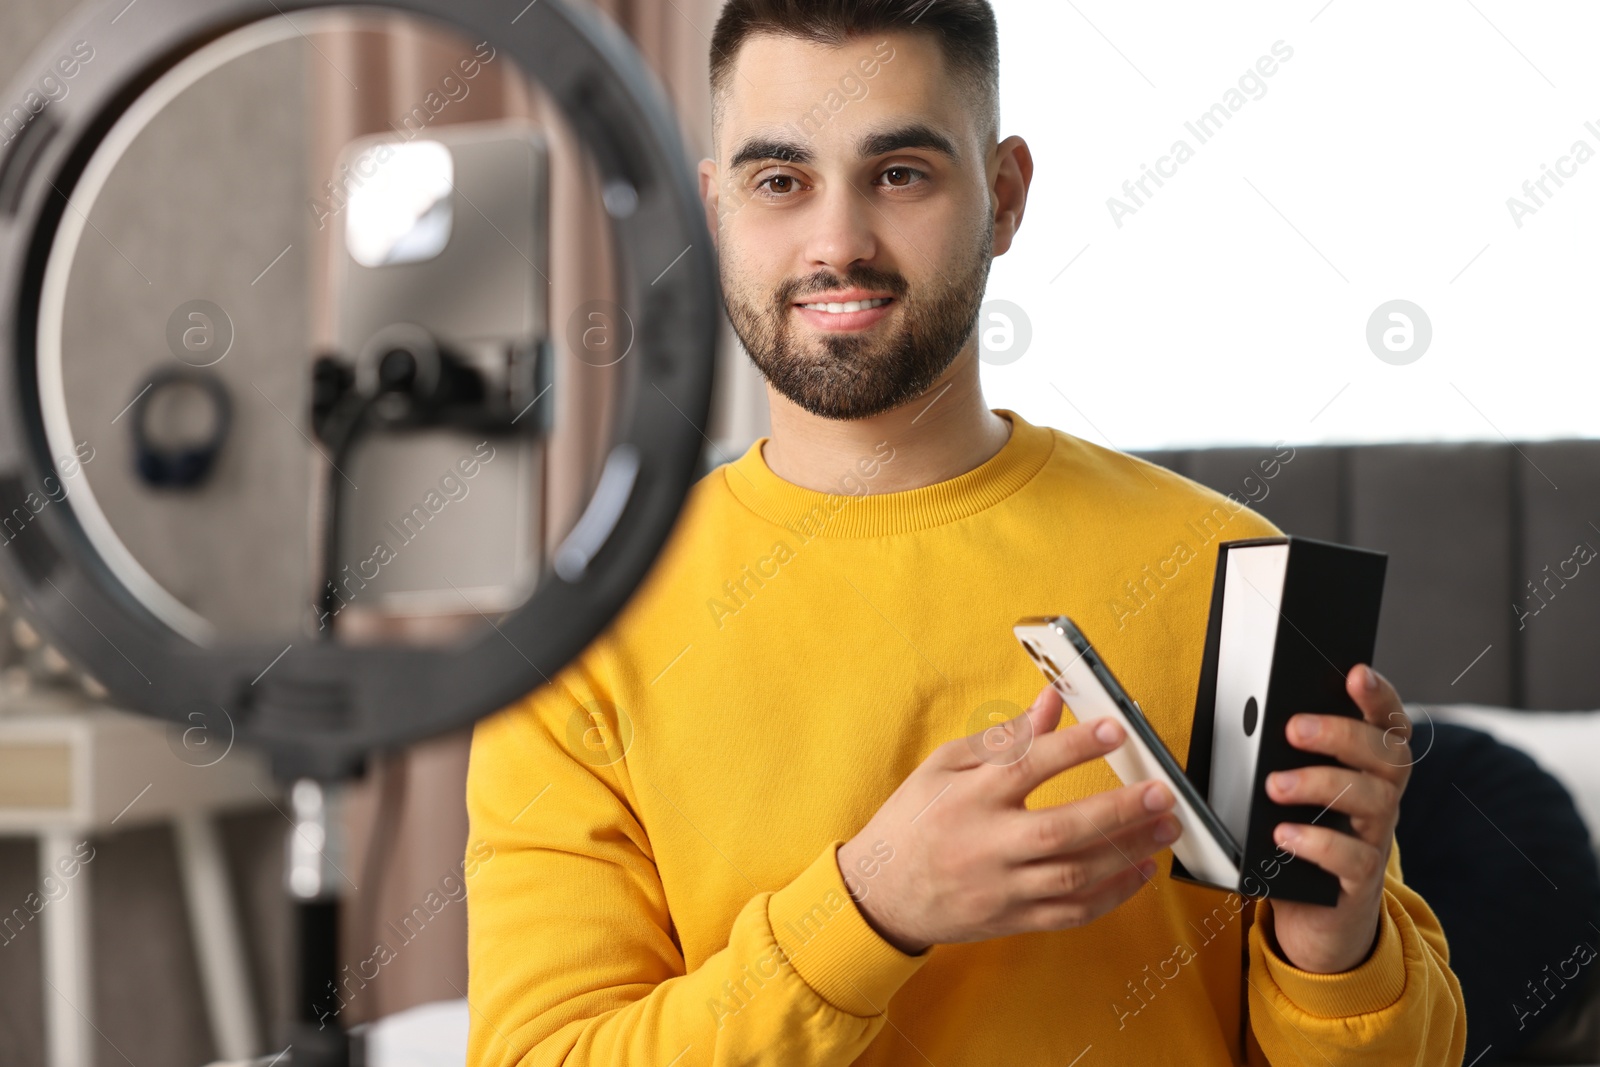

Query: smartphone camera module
[[1026, 641, 1075, 694]]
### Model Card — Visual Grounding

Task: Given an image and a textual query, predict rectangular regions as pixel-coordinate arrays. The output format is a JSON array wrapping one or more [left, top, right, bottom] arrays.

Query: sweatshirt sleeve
[[463, 667, 932, 1067], [1246, 841, 1467, 1066]]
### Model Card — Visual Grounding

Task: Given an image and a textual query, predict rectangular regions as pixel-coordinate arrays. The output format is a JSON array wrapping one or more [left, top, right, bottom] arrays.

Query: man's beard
[[722, 222, 995, 421]]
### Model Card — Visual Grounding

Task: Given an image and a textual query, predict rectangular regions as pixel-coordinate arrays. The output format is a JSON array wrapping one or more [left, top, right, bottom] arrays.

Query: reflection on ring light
[[345, 140, 455, 269]]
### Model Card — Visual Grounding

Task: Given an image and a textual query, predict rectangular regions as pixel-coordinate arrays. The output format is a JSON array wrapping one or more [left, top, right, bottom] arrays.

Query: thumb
[[1025, 681, 1064, 734], [976, 683, 1062, 769], [950, 683, 1063, 772]]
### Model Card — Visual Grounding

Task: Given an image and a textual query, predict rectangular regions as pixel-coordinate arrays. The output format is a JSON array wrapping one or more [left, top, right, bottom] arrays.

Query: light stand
[[282, 780, 357, 1067]]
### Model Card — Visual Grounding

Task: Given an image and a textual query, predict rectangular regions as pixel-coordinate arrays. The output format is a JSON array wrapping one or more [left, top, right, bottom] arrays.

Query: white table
[[206, 999, 471, 1067], [0, 691, 278, 1067]]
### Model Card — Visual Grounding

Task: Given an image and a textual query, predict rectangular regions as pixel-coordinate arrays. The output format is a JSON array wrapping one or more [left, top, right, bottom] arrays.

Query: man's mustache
[[776, 268, 909, 306]]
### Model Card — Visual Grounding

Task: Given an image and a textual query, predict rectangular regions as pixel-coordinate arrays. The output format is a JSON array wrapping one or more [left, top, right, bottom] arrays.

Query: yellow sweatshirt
[[464, 409, 1466, 1066]]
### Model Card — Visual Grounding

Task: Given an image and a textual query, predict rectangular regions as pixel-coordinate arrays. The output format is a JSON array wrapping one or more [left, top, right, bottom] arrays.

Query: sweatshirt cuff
[[767, 840, 930, 1017], [1254, 891, 1407, 1018]]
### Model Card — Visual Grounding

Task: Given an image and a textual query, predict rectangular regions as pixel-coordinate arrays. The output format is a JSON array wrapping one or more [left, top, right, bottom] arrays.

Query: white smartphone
[[1014, 616, 1242, 888]]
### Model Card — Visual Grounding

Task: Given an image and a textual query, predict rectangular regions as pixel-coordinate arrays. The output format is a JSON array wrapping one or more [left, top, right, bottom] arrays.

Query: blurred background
[[981, 1, 1600, 449]]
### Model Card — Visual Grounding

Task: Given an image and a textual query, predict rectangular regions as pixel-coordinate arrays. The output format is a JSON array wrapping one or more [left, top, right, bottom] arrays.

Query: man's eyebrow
[[858, 123, 959, 161], [729, 138, 814, 170]]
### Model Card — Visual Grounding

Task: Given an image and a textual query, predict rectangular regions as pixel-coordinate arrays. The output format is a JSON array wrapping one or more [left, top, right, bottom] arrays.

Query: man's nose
[[801, 181, 878, 273]]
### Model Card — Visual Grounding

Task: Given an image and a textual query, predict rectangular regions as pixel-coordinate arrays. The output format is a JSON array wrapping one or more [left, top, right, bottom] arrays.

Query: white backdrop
[[981, 0, 1600, 449]]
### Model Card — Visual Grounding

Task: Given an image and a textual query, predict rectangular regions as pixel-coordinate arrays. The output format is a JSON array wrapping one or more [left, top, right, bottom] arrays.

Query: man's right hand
[[835, 683, 1181, 956]]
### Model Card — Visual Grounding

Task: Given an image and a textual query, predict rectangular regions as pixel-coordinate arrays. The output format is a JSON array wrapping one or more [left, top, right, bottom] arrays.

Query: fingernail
[[1095, 720, 1122, 744], [1271, 770, 1298, 794], [1143, 783, 1174, 811], [1363, 666, 1378, 692], [1139, 858, 1158, 878], [1153, 817, 1180, 844], [1276, 824, 1300, 845], [1294, 716, 1320, 740]]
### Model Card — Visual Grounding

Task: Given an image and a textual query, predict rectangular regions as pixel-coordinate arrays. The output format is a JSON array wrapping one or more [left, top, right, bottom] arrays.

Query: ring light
[[0, 0, 719, 781]]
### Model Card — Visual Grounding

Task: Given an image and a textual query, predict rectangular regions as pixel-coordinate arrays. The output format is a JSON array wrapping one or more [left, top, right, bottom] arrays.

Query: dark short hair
[[709, 0, 1001, 145]]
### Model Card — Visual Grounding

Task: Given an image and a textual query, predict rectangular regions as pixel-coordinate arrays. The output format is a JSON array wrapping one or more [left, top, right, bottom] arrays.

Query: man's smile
[[791, 288, 898, 331]]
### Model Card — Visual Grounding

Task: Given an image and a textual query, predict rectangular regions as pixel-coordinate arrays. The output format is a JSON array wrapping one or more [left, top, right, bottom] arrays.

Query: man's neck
[[759, 349, 1013, 494]]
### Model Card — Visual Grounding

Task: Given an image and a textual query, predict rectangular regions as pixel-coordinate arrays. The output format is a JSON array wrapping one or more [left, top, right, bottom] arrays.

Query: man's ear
[[990, 135, 1034, 258], [698, 158, 721, 248]]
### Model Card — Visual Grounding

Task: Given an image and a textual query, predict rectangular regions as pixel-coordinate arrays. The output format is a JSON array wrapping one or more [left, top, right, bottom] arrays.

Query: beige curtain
[[305, 0, 762, 1023]]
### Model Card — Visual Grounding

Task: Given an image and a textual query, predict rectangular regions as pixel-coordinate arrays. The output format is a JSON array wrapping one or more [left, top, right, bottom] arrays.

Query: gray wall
[[52, 24, 315, 640]]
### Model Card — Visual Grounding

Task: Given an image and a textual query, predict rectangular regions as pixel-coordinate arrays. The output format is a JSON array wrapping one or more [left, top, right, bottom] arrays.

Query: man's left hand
[[1263, 664, 1414, 974]]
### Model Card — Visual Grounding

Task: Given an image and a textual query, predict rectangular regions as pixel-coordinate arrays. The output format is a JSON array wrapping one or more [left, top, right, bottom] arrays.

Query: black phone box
[[1170, 535, 1388, 906]]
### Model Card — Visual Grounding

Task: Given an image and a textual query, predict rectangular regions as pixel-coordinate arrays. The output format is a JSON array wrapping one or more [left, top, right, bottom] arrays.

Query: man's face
[[702, 32, 997, 421]]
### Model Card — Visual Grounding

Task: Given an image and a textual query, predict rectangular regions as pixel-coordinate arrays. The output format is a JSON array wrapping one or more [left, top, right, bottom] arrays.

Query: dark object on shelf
[[130, 367, 233, 490]]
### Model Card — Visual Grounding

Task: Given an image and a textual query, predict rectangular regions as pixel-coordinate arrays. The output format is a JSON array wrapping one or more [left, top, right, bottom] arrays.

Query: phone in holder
[[328, 120, 550, 622], [1013, 616, 1243, 889]]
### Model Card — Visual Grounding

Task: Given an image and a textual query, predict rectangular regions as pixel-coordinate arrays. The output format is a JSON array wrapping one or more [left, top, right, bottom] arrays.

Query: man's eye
[[879, 166, 926, 188], [756, 173, 801, 195]]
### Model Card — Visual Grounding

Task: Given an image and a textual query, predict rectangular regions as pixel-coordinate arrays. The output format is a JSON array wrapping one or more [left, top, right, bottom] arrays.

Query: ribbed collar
[[721, 408, 1055, 539]]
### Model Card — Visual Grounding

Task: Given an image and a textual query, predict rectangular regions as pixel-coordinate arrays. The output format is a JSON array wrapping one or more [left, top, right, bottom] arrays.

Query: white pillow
[[362, 999, 469, 1067], [201, 1000, 470, 1067], [1415, 703, 1600, 845]]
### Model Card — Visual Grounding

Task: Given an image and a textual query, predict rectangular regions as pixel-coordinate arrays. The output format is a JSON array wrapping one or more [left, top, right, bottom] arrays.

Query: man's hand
[[835, 683, 1181, 956], [1264, 664, 1413, 973]]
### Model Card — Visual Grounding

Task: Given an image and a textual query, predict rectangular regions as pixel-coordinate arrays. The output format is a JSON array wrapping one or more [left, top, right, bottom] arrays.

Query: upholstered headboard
[[1132, 440, 1600, 711]]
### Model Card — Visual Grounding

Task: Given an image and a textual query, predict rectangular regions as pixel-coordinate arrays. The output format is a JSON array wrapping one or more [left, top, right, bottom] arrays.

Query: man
[[464, 1, 1467, 1063]]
